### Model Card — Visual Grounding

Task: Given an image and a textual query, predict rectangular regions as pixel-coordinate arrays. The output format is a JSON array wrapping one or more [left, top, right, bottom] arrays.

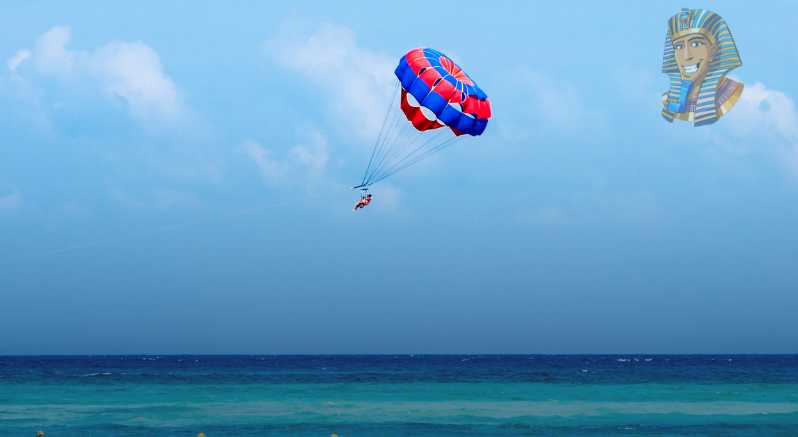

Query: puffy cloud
[[237, 128, 332, 185], [32, 26, 82, 74], [262, 23, 395, 142], [721, 81, 798, 177], [237, 140, 285, 181], [90, 41, 180, 120], [7, 26, 181, 122], [289, 129, 328, 170], [7, 49, 30, 76], [726, 81, 798, 140]]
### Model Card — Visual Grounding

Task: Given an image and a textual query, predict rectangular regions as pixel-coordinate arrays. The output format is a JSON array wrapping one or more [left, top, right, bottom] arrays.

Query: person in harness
[[353, 193, 372, 211]]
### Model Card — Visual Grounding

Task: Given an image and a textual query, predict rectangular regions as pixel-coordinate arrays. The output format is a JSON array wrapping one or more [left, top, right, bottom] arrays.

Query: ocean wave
[[2, 400, 798, 428]]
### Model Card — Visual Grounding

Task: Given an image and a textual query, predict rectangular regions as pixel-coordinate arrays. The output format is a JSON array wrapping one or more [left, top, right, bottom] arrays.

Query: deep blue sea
[[1, 355, 797, 436]]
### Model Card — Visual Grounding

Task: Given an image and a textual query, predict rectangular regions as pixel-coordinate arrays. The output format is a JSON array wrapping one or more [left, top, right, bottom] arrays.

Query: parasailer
[[353, 48, 491, 203], [353, 189, 373, 211]]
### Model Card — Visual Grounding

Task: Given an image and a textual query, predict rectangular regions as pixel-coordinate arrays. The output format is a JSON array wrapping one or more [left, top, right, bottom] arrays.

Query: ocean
[[1, 355, 797, 436]]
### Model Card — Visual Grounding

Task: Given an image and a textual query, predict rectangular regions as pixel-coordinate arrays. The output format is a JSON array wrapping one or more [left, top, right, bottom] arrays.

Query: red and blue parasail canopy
[[395, 48, 491, 136], [356, 48, 492, 188]]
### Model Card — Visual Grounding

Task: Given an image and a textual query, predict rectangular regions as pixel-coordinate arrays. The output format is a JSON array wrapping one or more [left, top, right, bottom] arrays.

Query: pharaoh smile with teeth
[[682, 61, 700, 74], [661, 8, 744, 126]]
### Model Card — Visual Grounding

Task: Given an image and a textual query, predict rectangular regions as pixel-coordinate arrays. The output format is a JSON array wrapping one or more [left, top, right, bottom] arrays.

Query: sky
[[1, 0, 797, 354]]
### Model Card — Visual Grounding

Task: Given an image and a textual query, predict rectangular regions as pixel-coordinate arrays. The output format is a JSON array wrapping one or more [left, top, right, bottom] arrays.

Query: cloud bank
[[8, 26, 181, 122]]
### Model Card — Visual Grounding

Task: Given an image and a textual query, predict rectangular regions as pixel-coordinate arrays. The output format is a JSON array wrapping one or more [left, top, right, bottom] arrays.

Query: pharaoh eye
[[675, 44, 685, 50], [691, 41, 703, 47]]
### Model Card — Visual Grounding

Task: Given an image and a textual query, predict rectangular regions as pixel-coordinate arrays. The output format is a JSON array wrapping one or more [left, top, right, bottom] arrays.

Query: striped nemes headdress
[[661, 9, 742, 126]]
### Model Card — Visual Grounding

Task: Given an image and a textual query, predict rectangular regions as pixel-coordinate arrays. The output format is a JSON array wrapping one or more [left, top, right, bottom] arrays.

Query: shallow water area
[[1, 355, 797, 436]]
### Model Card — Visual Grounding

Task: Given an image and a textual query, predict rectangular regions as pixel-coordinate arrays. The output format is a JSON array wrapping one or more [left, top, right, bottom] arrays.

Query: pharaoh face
[[672, 34, 717, 83]]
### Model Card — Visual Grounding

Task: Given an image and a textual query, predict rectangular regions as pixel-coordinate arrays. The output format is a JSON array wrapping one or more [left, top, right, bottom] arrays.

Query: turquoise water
[[2, 355, 797, 436]]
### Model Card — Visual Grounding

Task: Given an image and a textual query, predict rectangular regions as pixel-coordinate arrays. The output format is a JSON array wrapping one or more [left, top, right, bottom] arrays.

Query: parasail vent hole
[[460, 93, 467, 103], [433, 78, 442, 87], [418, 67, 428, 75]]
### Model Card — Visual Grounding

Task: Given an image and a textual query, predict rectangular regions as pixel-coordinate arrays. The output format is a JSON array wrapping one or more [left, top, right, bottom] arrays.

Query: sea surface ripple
[[1, 355, 796, 436]]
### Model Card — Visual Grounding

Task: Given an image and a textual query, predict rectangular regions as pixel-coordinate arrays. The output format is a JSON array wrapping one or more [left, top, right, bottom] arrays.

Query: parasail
[[355, 48, 491, 189]]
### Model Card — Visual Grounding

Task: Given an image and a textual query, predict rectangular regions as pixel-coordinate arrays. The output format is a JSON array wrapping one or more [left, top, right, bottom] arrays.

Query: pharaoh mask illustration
[[661, 8, 743, 126]]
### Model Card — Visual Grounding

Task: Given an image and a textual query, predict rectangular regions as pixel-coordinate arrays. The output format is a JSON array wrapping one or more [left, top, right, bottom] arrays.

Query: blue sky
[[1, 1, 797, 354]]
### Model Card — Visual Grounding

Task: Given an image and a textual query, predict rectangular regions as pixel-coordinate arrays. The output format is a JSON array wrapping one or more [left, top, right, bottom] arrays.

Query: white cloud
[[7, 26, 181, 122], [32, 26, 82, 74], [720, 81, 798, 177], [0, 189, 22, 211], [726, 81, 798, 140], [237, 127, 333, 185], [289, 129, 328, 170], [262, 23, 395, 142], [90, 41, 180, 120], [237, 139, 285, 181], [7, 49, 30, 76]]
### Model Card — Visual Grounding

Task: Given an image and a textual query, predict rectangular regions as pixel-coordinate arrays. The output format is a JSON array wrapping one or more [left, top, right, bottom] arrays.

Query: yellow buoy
[[36, 433, 45, 437], [198, 434, 205, 437]]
